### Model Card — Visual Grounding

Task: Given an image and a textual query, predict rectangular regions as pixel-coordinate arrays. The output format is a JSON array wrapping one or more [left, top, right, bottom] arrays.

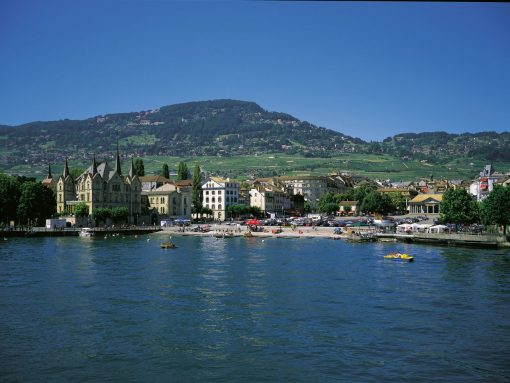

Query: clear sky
[[0, 1, 509, 141]]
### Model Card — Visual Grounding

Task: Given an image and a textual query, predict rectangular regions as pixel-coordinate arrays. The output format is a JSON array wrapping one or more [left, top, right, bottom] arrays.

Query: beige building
[[249, 184, 290, 215], [142, 180, 192, 218], [202, 177, 240, 220], [56, 150, 142, 224], [408, 194, 443, 215]]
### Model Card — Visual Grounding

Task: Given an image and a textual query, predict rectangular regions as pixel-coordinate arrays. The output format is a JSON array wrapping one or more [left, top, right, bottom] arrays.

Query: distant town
[[2, 145, 509, 239]]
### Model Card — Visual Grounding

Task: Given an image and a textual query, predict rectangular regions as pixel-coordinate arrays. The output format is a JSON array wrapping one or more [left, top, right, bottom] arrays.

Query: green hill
[[1, 99, 509, 178]]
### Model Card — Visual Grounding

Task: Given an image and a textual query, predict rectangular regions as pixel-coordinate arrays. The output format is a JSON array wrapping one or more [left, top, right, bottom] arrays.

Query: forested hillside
[[1, 100, 508, 171]]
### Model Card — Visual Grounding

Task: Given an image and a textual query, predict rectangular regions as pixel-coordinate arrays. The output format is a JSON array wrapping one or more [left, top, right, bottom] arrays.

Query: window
[[205, 190, 209, 195], [206, 197, 209, 203], [218, 197, 222, 203], [218, 204, 222, 210], [212, 197, 215, 203]]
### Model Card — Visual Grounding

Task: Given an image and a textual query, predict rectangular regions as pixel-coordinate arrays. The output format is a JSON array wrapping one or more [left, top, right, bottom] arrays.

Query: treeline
[[317, 181, 416, 216], [0, 174, 56, 226]]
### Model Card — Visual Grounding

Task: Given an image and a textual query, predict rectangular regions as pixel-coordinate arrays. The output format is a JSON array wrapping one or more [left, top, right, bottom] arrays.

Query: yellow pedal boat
[[384, 252, 414, 262]]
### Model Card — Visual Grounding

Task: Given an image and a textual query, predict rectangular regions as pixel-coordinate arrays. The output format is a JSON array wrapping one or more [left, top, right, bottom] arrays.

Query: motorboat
[[384, 252, 414, 262], [79, 228, 94, 238]]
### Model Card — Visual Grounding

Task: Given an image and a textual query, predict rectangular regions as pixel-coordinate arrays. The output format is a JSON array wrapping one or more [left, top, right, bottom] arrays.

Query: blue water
[[1, 236, 509, 382]]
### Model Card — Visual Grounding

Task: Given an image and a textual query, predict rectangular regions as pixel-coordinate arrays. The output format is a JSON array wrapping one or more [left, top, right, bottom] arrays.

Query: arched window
[[218, 204, 222, 210]]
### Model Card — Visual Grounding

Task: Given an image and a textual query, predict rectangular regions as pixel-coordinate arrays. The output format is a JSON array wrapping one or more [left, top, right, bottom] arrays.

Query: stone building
[[56, 149, 142, 224]]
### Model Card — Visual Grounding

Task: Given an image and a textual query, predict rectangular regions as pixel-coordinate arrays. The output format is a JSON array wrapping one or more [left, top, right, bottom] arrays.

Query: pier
[[1, 226, 162, 238], [376, 232, 503, 248]]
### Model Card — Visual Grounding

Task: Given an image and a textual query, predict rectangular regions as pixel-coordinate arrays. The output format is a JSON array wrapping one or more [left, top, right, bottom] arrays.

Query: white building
[[202, 177, 240, 220], [469, 165, 506, 201]]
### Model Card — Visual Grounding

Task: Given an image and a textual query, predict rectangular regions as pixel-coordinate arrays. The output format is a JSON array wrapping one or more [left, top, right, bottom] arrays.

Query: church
[[55, 148, 142, 224]]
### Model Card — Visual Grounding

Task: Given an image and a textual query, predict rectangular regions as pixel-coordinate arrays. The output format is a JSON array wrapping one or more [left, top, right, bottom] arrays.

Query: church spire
[[129, 157, 136, 178], [114, 140, 122, 175], [92, 154, 97, 175], [47, 163, 52, 179], [63, 159, 70, 178]]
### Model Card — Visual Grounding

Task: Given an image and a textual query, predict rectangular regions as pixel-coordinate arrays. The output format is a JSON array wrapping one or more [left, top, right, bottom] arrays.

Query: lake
[[1, 236, 509, 382]]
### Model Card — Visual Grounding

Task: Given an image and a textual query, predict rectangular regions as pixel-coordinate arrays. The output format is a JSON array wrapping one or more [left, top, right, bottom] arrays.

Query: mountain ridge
[[1, 99, 509, 169]]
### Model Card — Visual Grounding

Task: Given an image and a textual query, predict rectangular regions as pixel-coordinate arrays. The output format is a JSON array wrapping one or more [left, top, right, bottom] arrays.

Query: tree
[[321, 202, 340, 215], [191, 164, 202, 215], [227, 204, 250, 219], [249, 206, 263, 218], [17, 181, 56, 226], [387, 192, 408, 215], [75, 202, 89, 217], [353, 181, 379, 204], [317, 192, 342, 214], [111, 207, 129, 223], [161, 163, 170, 179], [201, 207, 213, 217], [70, 168, 85, 179], [480, 185, 510, 237], [440, 188, 479, 225], [0, 173, 21, 224], [92, 207, 111, 225], [360, 191, 393, 215], [177, 162, 188, 181], [134, 158, 145, 176]]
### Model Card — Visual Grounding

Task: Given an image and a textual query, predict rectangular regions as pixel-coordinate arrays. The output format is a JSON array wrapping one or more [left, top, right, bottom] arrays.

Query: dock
[[376, 232, 502, 248], [1, 226, 162, 238]]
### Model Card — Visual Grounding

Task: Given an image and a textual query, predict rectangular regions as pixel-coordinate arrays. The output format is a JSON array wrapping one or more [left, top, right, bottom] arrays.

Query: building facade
[[469, 164, 506, 201], [142, 181, 192, 219], [56, 150, 142, 224], [201, 177, 240, 220]]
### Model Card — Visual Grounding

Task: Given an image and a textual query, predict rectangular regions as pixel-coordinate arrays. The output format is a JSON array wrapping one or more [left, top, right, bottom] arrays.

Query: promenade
[[157, 224, 510, 248]]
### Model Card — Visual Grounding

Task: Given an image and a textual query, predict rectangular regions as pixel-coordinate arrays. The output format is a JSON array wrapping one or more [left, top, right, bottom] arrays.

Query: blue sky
[[0, 1, 509, 141]]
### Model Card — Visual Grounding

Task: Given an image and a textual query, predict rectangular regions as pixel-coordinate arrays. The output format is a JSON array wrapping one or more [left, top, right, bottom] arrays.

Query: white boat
[[79, 228, 94, 237]]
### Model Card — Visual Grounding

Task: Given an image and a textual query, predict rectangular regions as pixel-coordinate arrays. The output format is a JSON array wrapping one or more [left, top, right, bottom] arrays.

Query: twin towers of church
[[55, 148, 142, 223]]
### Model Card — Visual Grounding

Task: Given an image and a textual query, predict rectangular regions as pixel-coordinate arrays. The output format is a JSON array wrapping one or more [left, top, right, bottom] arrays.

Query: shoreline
[[155, 225, 510, 249]]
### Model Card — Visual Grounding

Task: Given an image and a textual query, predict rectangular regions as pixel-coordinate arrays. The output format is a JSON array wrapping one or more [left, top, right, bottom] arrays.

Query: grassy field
[[4, 153, 509, 182]]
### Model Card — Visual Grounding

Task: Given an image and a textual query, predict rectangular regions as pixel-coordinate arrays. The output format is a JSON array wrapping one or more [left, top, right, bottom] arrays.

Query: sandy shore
[[153, 225, 349, 239]]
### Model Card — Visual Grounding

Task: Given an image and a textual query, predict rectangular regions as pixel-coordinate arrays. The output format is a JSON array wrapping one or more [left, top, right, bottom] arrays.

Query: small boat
[[79, 228, 94, 238], [214, 232, 235, 239], [384, 252, 414, 262], [160, 236, 177, 249]]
